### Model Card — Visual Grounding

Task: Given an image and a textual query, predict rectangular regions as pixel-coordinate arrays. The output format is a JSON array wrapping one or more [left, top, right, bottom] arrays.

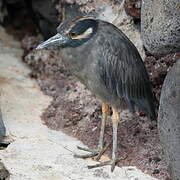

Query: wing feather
[[97, 26, 156, 120]]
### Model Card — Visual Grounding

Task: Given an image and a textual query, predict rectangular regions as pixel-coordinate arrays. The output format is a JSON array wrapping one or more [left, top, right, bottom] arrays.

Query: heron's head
[[36, 17, 99, 50]]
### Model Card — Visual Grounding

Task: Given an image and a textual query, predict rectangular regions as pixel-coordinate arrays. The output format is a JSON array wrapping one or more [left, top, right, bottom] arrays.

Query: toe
[[77, 146, 96, 153], [74, 152, 98, 159], [111, 160, 116, 172]]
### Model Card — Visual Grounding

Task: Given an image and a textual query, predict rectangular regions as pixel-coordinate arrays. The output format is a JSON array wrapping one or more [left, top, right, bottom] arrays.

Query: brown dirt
[[144, 54, 179, 101], [21, 35, 180, 180]]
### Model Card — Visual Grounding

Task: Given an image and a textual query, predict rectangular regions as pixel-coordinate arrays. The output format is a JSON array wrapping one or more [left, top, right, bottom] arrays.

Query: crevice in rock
[[0, 141, 10, 150], [0, 162, 10, 180]]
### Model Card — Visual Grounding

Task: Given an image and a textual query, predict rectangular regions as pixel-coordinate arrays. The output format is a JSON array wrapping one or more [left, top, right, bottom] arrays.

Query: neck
[[61, 37, 95, 75]]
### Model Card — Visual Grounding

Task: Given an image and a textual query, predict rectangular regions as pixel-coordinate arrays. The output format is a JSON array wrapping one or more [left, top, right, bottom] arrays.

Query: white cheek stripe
[[72, 27, 93, 39]]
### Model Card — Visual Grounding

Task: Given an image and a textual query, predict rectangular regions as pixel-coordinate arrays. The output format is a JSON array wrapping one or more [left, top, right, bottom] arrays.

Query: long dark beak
[[36, 33, 68, 50]]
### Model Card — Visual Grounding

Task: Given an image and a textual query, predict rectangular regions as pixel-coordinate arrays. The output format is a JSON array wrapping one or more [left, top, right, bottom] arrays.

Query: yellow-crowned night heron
[[36, 17, 156, 171]]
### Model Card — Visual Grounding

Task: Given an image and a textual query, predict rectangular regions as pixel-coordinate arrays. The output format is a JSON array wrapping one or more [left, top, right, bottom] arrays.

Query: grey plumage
[[60, 20, 156, 120], [96, 21, 156, 120]]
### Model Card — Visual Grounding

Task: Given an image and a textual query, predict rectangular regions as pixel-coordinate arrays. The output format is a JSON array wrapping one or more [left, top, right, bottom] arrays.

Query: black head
[[36, 17, 99, 49]]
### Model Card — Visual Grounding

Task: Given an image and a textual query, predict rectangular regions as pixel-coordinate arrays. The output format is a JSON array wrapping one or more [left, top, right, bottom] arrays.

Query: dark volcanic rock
[[30, 0, 60, 39], [0, 0, 3, 23], [144, 53, 178, 101], [158, 59, 180, 179], [124, 0, 141, 20], [0, 162, 9, 180], [0, 0, 7, 23], [141, 0, 180, 57], [2, 0, 60, 39], [0, 107, 6, 143], [63, 3, 84, 20]]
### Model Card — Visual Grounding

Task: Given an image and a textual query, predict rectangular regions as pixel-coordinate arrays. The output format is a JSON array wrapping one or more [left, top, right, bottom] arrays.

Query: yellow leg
[[74, 103, 110, 159], [98, 103, 109, 149], [111, 107, 120, 171], [87, 107, 121, 172]]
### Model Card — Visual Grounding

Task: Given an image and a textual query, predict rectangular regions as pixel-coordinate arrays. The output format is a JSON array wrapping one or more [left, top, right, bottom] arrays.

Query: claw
[[74, 146, 98, 159], [87, 159, 117, 171], [74, 142, 111, 160], [87, 153, 128, 172], [111, 159, 116, 172], [87, 160, 112, 169], [94, 141, 112, 161], [77, 146, 96, 153], [74, 152, 98, 159]]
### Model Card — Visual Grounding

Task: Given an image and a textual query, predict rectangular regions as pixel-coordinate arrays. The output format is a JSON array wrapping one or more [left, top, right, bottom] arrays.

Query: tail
[[134, 93, 157, 121], [138, 99, 157, 121]]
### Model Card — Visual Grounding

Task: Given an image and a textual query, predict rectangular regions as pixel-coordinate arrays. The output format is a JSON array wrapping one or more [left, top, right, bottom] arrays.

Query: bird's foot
[[74, 142, 111, 160], [87, 154, 127, 172]]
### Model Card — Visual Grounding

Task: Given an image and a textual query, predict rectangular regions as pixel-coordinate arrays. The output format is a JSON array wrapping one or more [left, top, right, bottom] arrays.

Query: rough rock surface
[[158, 59, 180, 180], [0, 162, 9, 180], [141, 0, 180, 56], [144, 53, 178, 101], [124, 0, 141, 20], [1, 0, 59, 39], [0, 0, 7, 23], [31, 0, 60, 39]]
